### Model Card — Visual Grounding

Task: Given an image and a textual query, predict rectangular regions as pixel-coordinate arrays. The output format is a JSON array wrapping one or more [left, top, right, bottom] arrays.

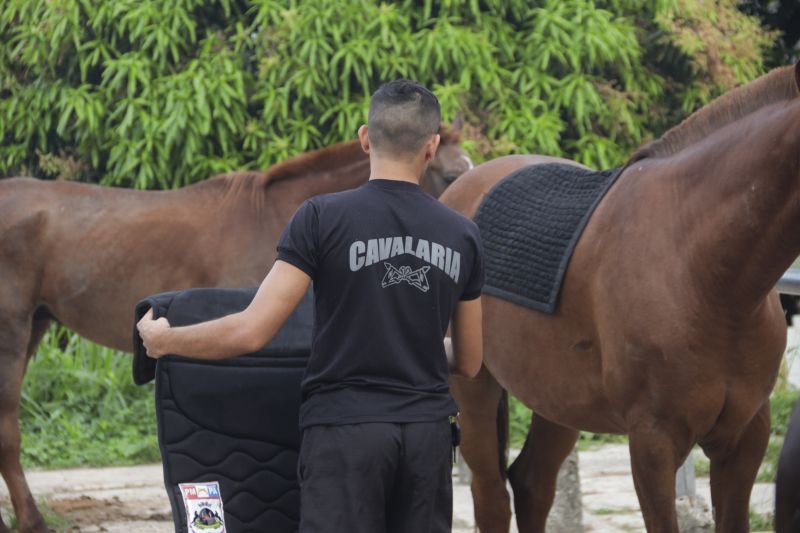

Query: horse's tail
[[497, 389, 509, 479]]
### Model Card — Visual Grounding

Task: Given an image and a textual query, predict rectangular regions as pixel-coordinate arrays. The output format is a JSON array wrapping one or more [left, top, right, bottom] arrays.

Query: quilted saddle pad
[[132, 287, 313, 533], [473, 163, 623, 313]]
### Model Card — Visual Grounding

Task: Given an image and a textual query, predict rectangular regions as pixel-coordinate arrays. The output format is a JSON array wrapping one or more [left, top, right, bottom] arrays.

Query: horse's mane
[[260, 140, 367, 184], [205, 123, 462, 205], [202, 140, 366, 212], [629, 65, 799, 163], [209, 140, 364, 188]]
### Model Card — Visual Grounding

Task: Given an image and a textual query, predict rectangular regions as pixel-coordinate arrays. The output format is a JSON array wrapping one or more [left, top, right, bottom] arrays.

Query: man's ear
[[357, 124, 370, 154], [425, 133, 441, 162]]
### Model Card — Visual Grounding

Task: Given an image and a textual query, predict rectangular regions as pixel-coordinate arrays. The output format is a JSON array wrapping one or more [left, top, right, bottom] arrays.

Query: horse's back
[[0, 177, 56, 237], [0, 176, 39, 187], [0, 176, 126, 211], [440, 155, 585, 219], [0, 176, 45, 203], [0, 177, 134, 248]]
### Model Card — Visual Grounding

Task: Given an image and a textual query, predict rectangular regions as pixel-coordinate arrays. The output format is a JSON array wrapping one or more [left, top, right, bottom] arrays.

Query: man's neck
[[368, 156, 425, 184]]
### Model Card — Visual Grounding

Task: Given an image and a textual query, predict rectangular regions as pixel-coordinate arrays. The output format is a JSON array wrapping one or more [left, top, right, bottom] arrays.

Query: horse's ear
[[452, 112, 464, 133], [795, 60, 800, 91]]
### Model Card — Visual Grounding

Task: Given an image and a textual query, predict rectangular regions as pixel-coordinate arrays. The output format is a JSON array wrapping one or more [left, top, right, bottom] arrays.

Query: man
[[138, 79, 484, 533]]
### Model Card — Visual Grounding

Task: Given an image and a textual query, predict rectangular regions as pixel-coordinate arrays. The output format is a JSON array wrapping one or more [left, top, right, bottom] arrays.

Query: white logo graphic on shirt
[[381, 263, 431, 292]]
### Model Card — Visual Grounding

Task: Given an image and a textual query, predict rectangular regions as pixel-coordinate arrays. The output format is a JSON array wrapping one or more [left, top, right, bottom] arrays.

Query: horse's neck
[[679, 99, 800, 313]]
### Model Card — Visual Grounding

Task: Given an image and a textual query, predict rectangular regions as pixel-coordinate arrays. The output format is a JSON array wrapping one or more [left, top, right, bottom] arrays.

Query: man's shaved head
[[367, 79, 441, 158]]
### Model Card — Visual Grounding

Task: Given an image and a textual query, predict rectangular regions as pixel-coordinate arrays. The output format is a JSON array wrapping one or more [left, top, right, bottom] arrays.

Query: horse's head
[[421, 119, 474, 198]]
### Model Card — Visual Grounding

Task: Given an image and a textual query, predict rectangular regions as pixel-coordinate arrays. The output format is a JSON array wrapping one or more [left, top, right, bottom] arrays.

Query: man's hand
[[137, 308, 172, 359], [131, 261, 311, 361]]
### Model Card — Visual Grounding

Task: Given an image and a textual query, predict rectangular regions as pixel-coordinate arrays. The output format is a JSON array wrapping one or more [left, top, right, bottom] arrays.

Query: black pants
[[298, 420, 453, 533]]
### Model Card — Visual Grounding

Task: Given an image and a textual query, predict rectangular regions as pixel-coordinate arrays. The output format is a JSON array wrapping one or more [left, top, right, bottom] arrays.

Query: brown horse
[[443, 63, 800, 532], [0, 128, 468, 532]]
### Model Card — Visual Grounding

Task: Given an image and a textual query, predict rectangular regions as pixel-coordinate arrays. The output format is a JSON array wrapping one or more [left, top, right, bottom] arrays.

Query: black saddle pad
[[131, 287, 313, 533], [132, 287, 313, 385], [474, 163, 623, 313]]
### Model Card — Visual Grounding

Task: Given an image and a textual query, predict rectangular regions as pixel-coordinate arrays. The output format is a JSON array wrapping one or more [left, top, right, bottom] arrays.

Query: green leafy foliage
[[20, 327, 159, 468], [0, 0, 776, 187], [653, 0, 778, 113], [749, 509, 773, 531], [740, 0, 800, 66]]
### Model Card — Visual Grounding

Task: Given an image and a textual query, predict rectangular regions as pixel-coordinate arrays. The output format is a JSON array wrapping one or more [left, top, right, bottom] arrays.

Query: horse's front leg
[[703, 403, 770, 533], [628, 424, 691, 533], [507, 412, 579, 533], [0, 310, 51, 533], [450, 366, 512, 533]]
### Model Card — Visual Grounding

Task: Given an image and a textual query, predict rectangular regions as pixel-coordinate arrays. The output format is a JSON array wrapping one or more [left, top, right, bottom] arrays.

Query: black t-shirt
[[276, 179, 484, 428]]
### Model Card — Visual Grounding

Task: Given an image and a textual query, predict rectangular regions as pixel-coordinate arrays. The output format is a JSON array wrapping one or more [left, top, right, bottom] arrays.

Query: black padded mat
[[474, 163, 623, 313], [156, 355, 307, 533], [131, 287, 313, 533], [132, 287, 313, 385]]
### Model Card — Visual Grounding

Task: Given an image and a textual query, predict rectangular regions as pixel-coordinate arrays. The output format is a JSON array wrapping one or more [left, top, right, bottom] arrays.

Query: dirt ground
[[0, 444, 776, 533]]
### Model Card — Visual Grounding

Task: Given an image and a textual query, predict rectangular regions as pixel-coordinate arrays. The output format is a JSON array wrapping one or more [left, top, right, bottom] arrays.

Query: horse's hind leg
[[450, 366, 512, 533], [507, 413, 579, 533], [703, 403, 770, 533], [0, 308, 51, 533]]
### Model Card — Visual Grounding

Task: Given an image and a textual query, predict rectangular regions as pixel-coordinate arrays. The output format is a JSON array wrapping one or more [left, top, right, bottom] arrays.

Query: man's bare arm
[[447, 297, 483, 378], [137, 260, 311, 360]]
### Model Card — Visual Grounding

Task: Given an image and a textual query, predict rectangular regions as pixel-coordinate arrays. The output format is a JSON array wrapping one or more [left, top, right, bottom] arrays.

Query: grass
[[2, 499, 74, 531], [695, 455, 711, 476], [749, 509, 773, 531], [592, 508, 619, 515], [593, 507, 639, 516], [19, 326, 160, 469]]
